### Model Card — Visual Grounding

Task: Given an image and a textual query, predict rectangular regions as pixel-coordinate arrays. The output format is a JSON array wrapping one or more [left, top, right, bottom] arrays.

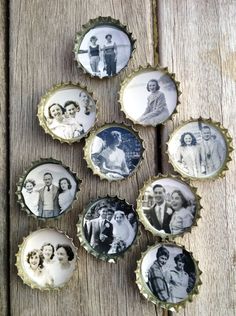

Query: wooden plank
[[9, 0, 161, 315], [0, 0, 8, 315], [158, 1, 236, 315]]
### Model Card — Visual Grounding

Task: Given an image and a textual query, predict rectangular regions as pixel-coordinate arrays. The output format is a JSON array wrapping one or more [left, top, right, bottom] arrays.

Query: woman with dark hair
[[88, 36, 101, 76], [169, 190, 194, 235], [92, 130, 130, 179], [168, 253, 190, 303], [58, 178, 74, 212], [139, 79, 169, 125], [26, 249, 54, 287], [103, 34, 117, 77], [147, 246, 170, 301], [47, 103, 81, 139], [22, 179, 39, 215], [41, 243, 55, 267], [176, 132, 202, 177]]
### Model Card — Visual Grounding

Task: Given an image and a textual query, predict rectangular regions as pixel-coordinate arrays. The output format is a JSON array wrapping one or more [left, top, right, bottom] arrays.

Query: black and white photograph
[[168, 121, 227, 178], [41, 85, 96, 142], [121, 69, 178, 126], [141, 244, 197, 304], [19, 228, 77, 289], [140, 178, 198, 236], [82, 197, 138, 257], [75, 23, 133, 78], [89, 125, 143, 180], [20, 161, 79, 219]]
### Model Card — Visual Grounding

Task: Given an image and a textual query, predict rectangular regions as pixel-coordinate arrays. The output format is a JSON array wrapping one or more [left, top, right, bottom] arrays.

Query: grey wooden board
[[9, 0, 161, 316], [159, 1, 236, 316]]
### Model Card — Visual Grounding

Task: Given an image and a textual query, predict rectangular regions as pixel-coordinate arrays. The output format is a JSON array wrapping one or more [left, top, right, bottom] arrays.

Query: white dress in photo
[[22, 190, 40, 215], [58, 190, 74, 212]]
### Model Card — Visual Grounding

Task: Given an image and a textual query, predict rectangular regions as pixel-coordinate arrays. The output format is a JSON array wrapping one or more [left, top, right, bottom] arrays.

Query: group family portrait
[[169, 122, 227, 178], [142, 245, 196, 304], [90, 126, 143, 180], [141, 178, 197, 236], [21, 163, 78, 218], [21, 229, 76, 288], [75, 24, 132, 78], [121, 69, 178, 126], [43, 86, 96, 141], [83, 197, 138, 256]]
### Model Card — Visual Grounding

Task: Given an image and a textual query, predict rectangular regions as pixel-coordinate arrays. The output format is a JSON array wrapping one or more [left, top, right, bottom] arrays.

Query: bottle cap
[[77, 196, 139, 262], [136, 174, 201, 239], [135, 242, 202, 311], [74, 16, 136, 79], [84, 123, 145, 181], [16, 227, 78, 290], [167, 117, 233, 180], [16, 158, 81, 220], [37, 82, 98, 144], [119, 64, 181, 126]]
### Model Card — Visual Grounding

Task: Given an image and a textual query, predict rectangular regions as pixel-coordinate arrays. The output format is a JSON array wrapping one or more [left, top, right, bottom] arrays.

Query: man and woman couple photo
[[147, 246, 196, 304], [25, 242, 75, 288], [84, 200, 137, 255], [22, 171, 76, 218], [174, 125, 226, 177], [45, 92, 95, 140], [143, 183, 196, 236]]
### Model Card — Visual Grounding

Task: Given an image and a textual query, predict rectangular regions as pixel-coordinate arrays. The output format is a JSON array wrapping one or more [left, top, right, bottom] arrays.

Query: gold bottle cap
[[84, 122, 145, 182], [135, 242, 202, 311], [77, 196, 139, 263], [167, 117, 233, 180], [37, 82, 98, 144], [16, 158, 81, 220], [119, 64, 181, 126], [16, 227, 78, 290], [136, 174, 201, 239], [74, 16, 136, 79]]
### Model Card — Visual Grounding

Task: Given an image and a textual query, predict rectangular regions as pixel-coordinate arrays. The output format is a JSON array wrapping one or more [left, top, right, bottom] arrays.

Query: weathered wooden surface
[[0, 0, 233, 316], [9, 1, 159, 316], [159, 1, 236, 316], [0, 0, 8, 315]]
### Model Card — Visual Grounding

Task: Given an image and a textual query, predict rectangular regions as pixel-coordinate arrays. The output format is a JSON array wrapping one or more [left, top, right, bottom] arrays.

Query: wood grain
[[0, 0, 8, 315], [159, 1, 236, 315], [9, 1, 160, 316]]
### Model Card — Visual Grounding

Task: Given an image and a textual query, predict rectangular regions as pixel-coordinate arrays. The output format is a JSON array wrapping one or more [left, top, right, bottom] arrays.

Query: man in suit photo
[[87, 204, 113, 254], [200, 125, 225, 174], [38, 172, 60, 218], [144, 184, 173, 233]]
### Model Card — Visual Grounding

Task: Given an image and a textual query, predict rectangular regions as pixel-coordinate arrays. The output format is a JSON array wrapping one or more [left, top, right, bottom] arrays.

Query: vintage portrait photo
[[89, 126, 143, 180], [75, 24, 133, 78], [168, 121, 227, 178], [42, 85, 96, 141], [21, 162, 79, 218], [121, 70, 178, 126], [83, 197, 138, 256], [20, 229, 77, 288], [141, 244, 196, 304], [141, 178, 197, 236]]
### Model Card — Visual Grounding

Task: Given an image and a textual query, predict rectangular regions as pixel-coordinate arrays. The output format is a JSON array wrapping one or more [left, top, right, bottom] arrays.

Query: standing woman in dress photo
[[103, 34, 117, 77], [167, 254, 189, 303], [139, 79, 169, 125], [176, 132, 202, 177], [88, 36, 101, 76], [108, 210, 135, 254], [169, 190, 194, 235], [58, 178, 73, 213], [22, 179, 39, 215]]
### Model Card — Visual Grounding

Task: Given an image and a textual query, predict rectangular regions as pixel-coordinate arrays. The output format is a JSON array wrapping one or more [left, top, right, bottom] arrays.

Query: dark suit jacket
[[88, 218, 113, 254], [144, 202, 172, 233], [38, 184, 60, 217]]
